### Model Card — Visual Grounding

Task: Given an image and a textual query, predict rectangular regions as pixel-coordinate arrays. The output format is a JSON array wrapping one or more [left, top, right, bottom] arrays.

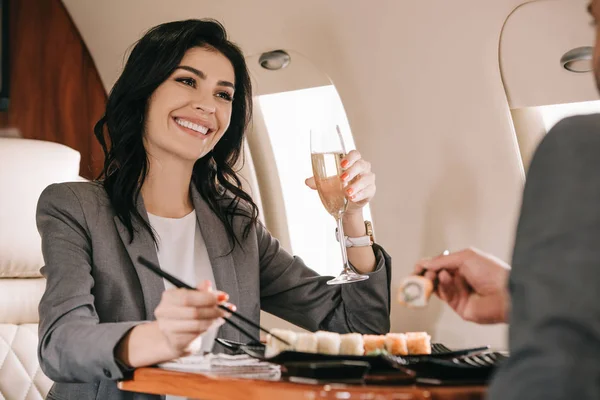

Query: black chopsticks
[[137, 256, 290, 346]]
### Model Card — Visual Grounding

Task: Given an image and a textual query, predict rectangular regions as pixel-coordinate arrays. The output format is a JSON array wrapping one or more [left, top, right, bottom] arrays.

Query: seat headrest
[[0, 138, 82, 277]]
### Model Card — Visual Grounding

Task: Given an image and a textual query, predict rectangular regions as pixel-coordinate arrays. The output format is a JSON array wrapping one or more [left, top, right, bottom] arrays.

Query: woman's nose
[[193, 102, 216, 114]]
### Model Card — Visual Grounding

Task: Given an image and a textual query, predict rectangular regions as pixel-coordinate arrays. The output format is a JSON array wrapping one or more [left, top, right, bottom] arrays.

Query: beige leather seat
[[0, 138, 84, 400]]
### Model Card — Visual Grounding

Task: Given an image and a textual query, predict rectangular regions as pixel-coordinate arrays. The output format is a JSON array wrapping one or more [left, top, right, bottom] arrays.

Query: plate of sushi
[[215, 329, 494, 378]]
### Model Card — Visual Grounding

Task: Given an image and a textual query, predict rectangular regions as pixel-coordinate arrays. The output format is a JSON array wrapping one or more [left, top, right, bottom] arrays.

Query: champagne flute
[[310, 125, 369, 285]]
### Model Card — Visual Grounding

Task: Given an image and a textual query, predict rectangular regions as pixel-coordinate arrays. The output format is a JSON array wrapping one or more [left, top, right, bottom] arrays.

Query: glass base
[[326, 271, 370, 285]]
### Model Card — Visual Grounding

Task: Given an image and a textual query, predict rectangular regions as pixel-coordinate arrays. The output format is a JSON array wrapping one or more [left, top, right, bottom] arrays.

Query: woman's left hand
[[305, 150, 376, 216]]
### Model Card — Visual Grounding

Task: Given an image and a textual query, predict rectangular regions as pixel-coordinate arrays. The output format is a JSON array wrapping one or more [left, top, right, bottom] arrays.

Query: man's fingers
[[418, 248, 475, 271], [454, 275, 472, 296], [424, 270, 437, 282], [437, 270, 455, 303]]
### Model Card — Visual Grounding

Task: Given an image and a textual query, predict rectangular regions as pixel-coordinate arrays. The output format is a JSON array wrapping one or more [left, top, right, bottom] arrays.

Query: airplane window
[[538, 100, 600, 131], [259, 85, 372, 277], [513, 100, 600, 172]]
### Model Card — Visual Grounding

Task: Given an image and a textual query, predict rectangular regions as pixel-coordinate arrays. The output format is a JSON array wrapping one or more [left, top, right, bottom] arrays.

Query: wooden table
[[118, 368, 486, 400]]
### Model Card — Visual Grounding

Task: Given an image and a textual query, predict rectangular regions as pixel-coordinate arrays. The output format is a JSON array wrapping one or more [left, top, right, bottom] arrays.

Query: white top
[[148, 210, 218, 400], [147, 210, 219, 348]]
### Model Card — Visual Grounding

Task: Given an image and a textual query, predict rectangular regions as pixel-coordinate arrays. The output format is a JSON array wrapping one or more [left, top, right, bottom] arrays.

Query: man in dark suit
[[416, 2, 600, 398]]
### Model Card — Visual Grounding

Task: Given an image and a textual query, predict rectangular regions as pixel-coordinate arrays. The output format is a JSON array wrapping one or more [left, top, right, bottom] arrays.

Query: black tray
[[284, 360, 372, 382], [411, 351, 509, 384], [214, 337, 500, 382]]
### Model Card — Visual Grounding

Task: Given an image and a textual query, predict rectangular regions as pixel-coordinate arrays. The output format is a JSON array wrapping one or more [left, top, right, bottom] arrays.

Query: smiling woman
[[35, 18, 391, 400]]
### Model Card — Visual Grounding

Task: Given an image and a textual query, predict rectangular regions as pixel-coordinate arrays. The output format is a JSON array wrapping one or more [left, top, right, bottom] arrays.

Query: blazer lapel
[[114, 195, 165, 321], [191, 186, 242, 342]]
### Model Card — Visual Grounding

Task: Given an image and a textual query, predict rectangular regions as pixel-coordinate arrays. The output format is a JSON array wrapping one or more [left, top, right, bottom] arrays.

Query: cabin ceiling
[[63, 0, 539, 94]]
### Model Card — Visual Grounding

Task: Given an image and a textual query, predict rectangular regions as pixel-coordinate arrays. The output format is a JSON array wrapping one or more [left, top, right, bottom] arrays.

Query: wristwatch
[[336, 220, 374, 247]]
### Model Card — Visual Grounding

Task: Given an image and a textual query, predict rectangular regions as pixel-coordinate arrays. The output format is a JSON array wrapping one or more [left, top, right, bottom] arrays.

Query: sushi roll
[[315, 331, 341, 355], [406, 332, 432, 355], [265, 329, 297, 358], [339, 333, 364, 356], [385, 333, 408, 356], [363, 334, 387, 354], [397, 275, 434, 307], [295, 332, 318, 353]]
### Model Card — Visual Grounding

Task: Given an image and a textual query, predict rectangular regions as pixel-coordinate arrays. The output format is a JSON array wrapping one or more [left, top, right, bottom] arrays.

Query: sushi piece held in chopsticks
[[397, 275, 434, 307], [398, 250, 449, 308]]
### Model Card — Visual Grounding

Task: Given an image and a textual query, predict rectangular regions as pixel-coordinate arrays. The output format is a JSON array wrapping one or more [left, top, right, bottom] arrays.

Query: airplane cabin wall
[[62, 0, 590, 349], [501, 0, 597, 109]]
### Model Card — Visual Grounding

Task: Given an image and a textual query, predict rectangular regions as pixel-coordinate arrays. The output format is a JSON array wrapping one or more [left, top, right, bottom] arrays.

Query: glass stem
[[336, 215, 352, 274]]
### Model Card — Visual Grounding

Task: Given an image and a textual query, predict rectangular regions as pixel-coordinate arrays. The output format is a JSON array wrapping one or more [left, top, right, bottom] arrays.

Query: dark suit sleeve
[[37, 184, 144, 383], [256, 220, 391, 334], [488, 115, 600, 399]]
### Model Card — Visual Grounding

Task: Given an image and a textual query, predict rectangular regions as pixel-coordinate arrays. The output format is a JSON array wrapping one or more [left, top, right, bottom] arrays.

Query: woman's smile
[[172, 116, 216, 139]]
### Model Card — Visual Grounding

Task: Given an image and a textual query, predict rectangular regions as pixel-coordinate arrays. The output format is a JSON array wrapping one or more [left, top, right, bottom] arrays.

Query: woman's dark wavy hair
[[94, 19, 258, 251]]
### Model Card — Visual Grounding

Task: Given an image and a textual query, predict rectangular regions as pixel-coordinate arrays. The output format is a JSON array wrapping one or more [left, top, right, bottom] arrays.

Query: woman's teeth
[[175, 118, 209, 135]]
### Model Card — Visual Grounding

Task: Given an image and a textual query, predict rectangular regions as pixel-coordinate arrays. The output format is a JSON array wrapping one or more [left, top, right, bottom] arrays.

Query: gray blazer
[[36, 181, 391, 400], [488, 114, 600, 399]]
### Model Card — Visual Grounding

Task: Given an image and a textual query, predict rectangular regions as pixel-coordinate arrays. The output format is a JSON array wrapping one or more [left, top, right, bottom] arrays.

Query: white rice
[[315, 331, 341, 355], [265, 329, 297, 358], [294, 332, 318, 353], [339, 333, 364, 356]]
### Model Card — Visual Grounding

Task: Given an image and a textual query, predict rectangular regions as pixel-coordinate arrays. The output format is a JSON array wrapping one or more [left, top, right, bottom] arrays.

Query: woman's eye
[[176, 77, 196, 88], [217, 92, 233, 102]]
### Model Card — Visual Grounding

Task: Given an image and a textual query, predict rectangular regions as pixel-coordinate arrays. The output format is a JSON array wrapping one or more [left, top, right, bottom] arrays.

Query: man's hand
[[414, 248, 510, 324]]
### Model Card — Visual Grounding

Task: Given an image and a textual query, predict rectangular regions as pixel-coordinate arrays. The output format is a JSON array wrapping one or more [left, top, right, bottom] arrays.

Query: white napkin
[[158, 353, 281, 380]]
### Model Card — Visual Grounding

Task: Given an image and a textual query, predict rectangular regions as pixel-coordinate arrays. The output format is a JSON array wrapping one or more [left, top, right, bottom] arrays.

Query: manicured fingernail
[[217, 293, 229, 302], [346, 188, 354, 195], [350, 195, 356, 200], [341, 159, 349, 168], [340, 172, 349, 181]]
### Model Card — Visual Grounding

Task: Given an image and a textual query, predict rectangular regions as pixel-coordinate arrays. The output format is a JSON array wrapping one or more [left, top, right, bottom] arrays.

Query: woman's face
[[144, 46, 236, 163]]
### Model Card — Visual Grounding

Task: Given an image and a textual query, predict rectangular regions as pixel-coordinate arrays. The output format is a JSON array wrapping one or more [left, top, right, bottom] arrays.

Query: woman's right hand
[[154, 280, 233, 357]]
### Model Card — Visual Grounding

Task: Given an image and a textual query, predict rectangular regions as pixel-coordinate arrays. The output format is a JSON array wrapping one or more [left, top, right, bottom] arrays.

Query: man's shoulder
[[545, 114, 600, 147], [532, 114, 600, 166]]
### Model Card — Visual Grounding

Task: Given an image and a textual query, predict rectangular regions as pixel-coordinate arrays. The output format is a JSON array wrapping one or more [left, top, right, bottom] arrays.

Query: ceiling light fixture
[[560, 46, 593, 73], [259, 50, 291, 71]]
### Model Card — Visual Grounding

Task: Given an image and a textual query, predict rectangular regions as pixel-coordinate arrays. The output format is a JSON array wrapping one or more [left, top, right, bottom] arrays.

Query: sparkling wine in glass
[[310, 125, 369, 285]]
